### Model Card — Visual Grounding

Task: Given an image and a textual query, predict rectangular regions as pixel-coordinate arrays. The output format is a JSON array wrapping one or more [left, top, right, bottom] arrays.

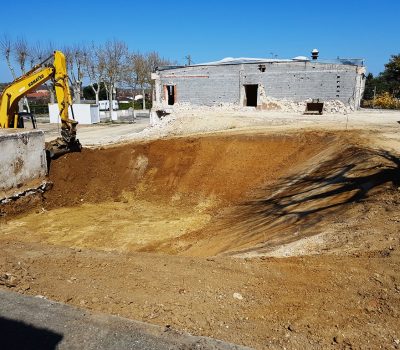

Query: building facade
[[152, 57, 366, 110]]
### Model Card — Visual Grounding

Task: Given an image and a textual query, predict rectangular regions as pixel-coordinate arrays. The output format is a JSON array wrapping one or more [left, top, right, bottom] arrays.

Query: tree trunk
[[49, 84, 55, 104], [104, 84, 110, 102], [108, 82, 114, 122], [73, 83, 81, 104], [6, 57, 16, 80], [131, 88, 136, 121], [18, 100, 24, 113], [91, 84, 100, 105], [142, 88, 146, 110], [23, 97, 30, 113]]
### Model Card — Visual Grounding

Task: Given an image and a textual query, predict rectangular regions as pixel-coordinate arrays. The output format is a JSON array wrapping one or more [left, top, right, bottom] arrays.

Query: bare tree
[[132, 52, 147, 109], [14, 37, 31, 112], [124, 52, 138, 103], [62, 44, 86, 103], [14, 37, 30, 74], [124, 52, 145, 119], [28, 41, 57, 104], [123, 51, 174, 112], [30, 41, 48, 67], [102, 39, 129, 120], [84, 43, 105, 104], [125, 51, 172, 111], [0, 34, 16, 79], [43, 41, 57, 103], [73, 45, 86, 103], [145, 52, 174, 108]]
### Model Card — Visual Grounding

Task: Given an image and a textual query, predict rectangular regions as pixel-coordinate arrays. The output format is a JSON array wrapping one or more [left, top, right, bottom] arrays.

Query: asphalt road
[[0, 289, 251, 350]]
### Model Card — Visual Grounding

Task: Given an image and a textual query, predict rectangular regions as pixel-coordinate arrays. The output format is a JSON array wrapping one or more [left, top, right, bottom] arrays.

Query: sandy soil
[[1, 109, 400, 349]]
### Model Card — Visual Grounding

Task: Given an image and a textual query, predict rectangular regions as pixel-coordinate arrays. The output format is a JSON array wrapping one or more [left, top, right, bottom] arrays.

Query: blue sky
[[0, 0, 398, 81]]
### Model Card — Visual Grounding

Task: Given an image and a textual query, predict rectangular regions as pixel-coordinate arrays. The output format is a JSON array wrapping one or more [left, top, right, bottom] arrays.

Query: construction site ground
[[1, 108, 400, 349]]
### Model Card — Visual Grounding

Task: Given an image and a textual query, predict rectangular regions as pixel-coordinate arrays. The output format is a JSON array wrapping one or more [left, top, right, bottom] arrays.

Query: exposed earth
[[1, 109, 400, 349]]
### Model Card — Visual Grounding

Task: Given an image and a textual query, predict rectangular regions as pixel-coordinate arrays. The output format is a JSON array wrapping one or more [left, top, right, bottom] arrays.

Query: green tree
[[364, 54, 400, 100], [82, 83, 107, 101], [363, 73, 375, 100], [381, 54, 400, 97]]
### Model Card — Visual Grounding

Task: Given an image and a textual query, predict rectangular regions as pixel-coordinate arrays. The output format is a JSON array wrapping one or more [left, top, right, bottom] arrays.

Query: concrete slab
[[0, 129, 47, 191], [0, 289, 251, 350]]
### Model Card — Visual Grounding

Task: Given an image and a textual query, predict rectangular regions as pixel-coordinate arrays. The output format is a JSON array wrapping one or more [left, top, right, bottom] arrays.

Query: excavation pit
[[0, 131, 394, 257]]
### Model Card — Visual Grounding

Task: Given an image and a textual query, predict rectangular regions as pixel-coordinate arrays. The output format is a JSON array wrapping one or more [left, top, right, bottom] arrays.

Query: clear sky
[[0, 0, 398, 81]]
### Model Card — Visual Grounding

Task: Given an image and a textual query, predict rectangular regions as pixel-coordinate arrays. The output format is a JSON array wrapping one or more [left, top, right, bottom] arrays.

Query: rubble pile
[[258, 84, 352, 114], [153, 96, 352, 118]]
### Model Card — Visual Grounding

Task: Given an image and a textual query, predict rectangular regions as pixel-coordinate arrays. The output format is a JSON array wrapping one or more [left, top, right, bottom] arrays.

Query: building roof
[[193, 57, 295, 65], [157, 56, 365, 71]]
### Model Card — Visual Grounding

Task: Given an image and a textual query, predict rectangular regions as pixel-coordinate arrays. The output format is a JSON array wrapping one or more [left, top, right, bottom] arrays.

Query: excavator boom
[[0, 51, 81, 158]]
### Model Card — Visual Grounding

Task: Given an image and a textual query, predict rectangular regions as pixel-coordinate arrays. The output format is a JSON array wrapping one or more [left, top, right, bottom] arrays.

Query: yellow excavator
[[0, 50, 81, 158]]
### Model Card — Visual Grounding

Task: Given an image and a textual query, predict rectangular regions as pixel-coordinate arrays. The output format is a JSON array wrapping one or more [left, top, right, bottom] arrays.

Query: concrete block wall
[[155, 61, 365, 109], [156, 65, 241, 106], [0, 130, 47, 192]]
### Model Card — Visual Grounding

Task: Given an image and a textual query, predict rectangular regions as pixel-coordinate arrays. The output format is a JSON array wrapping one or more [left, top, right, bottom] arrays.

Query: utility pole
[[373, 86, 376, 109], [185, 55, 192, 66]]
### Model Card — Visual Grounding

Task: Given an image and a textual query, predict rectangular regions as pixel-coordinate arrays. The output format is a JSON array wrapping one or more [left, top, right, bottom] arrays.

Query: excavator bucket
[[45, 137, 82, 159], [45, 120, 82, 159], [45, 118, 82, 159]]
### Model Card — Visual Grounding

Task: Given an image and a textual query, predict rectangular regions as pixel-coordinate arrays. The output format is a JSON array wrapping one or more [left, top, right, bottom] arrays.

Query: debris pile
[[152, 96, 351, 118], [0, 181, 53, 205], [258, 96, 351, 114], [258, 85, 352, 114]]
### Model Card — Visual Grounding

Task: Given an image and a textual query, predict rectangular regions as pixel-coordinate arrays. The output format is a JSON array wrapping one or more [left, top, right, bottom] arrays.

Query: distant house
[[27, 85, 50, 101], [152, 52, 366, 110]]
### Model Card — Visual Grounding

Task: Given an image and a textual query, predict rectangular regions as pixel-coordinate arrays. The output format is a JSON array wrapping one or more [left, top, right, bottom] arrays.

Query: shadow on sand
[[209, 147, 400, 255]]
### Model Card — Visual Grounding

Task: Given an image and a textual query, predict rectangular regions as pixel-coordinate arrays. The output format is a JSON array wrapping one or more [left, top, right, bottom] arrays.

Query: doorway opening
[[244, 84, 258, 107], [165, 85, 175, 105]]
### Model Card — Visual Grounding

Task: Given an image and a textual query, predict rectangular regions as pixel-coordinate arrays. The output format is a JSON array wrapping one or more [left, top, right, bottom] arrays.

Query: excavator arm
[[0, 51, 81, 158]]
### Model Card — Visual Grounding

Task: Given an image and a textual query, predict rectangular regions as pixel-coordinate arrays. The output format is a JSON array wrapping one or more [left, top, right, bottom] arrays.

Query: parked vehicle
[[99, 100, 119, 111]]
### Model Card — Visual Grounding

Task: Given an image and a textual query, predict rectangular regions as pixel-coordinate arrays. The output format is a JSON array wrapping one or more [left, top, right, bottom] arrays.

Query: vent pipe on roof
[[311, 49, 319, 60]]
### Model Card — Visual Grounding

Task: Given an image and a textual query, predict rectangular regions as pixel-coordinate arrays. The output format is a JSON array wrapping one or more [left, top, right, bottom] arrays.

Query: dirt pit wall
[[44, 132, 335, 207]]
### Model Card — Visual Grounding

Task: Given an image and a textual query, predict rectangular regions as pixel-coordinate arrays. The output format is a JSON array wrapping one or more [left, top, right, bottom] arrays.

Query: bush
[[118, 100, 152, 110], [29, 104, 49, 114], [374, 92, 400, 109], [362, 93, 400, 109], [118, 102, 132, 110]]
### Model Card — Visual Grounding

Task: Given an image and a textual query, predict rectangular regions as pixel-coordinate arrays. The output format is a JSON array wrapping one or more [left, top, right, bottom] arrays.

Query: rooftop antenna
[[311, 48, 319, 60]]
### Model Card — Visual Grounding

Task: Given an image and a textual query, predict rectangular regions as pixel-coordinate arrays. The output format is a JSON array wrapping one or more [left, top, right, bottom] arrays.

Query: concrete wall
[[154, 61, 366, 109], [0, 130, 47, 191], [49, 104, 100, 125]]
